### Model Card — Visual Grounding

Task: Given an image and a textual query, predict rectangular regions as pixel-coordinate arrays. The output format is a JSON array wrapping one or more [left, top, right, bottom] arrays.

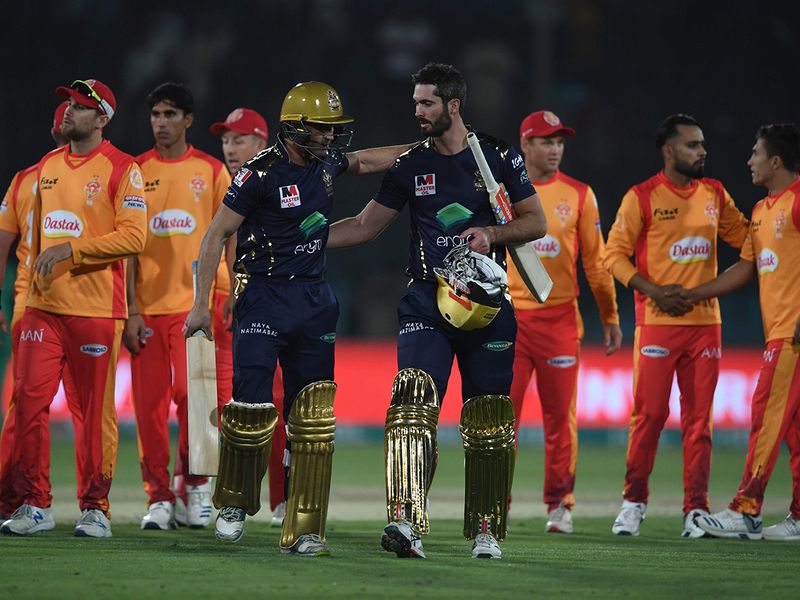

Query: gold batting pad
[[280, 381, 337, 549], [384, 368, 441, 534], [460, 395, 515, 540], [212, 401, 278, 515]]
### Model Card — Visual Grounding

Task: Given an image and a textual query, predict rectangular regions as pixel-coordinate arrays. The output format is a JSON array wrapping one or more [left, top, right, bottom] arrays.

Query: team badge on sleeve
[[234, 167, 252, 187], [280, 184, 301, 208], [415, 174, 436, 196], [129, 167, 144, 189]]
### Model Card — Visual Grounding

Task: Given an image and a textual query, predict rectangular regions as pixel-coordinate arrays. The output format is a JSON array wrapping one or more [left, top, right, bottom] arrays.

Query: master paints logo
[[43, 210, 83, 238], [415, 173, 436, 196], [150, 209, 196, 237], [234, 167, 252, 187], [280, 184, 301, 208], [436, 202, 473, 230]]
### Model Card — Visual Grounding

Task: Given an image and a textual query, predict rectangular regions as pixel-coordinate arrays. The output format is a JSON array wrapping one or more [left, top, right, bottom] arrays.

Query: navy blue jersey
[[374, 131, 535, 281], [223, 141, 349, 278]]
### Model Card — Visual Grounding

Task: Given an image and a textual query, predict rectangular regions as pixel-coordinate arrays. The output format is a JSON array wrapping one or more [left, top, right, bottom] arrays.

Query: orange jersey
[[740, 178, 800, 341], [0, 164, 37, 306], [603, 171, 748, 326], [29, 140, 147, 318], [508, 170, 618, 329], [135, 146, 231, 314]]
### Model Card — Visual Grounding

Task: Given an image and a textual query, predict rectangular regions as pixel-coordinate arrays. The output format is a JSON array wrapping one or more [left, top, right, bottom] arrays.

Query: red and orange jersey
[[603, 171, 748, 326], [29, 140, 147, 319], [508, 170, 618, 335], [0, 164, 37, 309], [741, 178, 800, 341], [135, 145, 231, 314]]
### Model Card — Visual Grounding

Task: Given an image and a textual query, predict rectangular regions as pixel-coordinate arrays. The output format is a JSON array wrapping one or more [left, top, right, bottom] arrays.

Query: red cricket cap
[[520, 110, 575, 139], [51, 101, 68, 135], [209, 108, 269, 140], [55, 79, 117, 119]]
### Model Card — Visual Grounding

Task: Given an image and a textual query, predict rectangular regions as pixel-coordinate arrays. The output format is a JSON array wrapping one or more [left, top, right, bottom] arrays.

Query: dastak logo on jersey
[[757, 248, 778, 274], [280, 184, 301, 208], [436, 202, 473, 230], [43, 210, 83, 238], [83, 176, 101, 206], [531, 234, 560, 258], [415, 173, 436, 196], [669, 236, 711, 264], [150, 209, 196, 237], [189, 174, 207, 202], [299, 211, 328, 241]]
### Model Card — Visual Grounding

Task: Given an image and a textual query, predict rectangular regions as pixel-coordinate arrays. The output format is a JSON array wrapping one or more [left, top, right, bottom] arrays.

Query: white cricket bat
[[186, 260, 219, 476], [466, 132, 553, 303]]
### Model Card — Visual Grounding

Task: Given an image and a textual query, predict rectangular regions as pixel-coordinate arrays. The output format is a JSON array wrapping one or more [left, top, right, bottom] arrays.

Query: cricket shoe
[[546, 502, 573, 534], [74, 509, 112, 538], [681, 508, 711, 538], [141, 501, 177, 530], [612, 500, 646, 536], [762, 515, 800, 541], [471, 533, 501, 559], [0, 504, 55, 536], [696, 508, 762, 540], [186, 482, 213, 528], [381, 520, 426, 558], [270, 501, 286, 527], [215, 506, 246, 543], [281, 533, 331, 557], [175, 496, 188, 527]]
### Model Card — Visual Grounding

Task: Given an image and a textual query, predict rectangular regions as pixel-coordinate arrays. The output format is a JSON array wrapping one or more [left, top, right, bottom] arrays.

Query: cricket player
[[328, 63, 547, 559], [209, 107, 288, 526], [509, 111, 621, 534], [125, 83, 231, 531], [185, 81, 412, 555], [689, 123, 800, 541], [0, 78, 147, 537], [602, 114, 749, 537]]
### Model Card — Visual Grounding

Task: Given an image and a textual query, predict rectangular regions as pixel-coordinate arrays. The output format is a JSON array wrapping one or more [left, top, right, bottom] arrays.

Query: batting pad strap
[[213, 402, 278, 515], [460, 395, 515, 540], [280, 381, 337, 549], [384, 368, 441, 534]]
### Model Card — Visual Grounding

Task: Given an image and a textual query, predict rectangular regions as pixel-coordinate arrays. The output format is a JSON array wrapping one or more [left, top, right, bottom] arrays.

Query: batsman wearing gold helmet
[[184, 82, 413, 555]]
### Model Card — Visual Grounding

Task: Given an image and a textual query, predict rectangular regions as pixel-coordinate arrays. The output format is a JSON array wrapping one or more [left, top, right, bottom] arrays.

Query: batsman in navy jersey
[[329, 63, 546, 560], [185, 82, 413, 556]]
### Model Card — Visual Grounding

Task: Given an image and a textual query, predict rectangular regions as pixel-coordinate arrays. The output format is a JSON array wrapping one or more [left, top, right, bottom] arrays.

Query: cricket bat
[[466, 132, 553, 303], [186, 260, 219, 476]]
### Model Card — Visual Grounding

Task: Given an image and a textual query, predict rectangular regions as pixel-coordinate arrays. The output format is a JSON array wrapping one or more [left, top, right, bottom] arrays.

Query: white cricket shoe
[[186, 482, 213, 528], [215, 506, 246, 543], [681, 508, 711, 538], [612, 500, 646, 536], [74, 509, 112, 538], [471, 532, 501, 559], [140, 501, 176, 530], [546, 502, 573, 534], [762, 515, 800, 541], [381, 520, 426, 558], [696, 508, 762, 540], [281, 533, 331, 557], [175, 496, 187, 527], [0, 504, 55, 536], [270, 501, 286, 527]]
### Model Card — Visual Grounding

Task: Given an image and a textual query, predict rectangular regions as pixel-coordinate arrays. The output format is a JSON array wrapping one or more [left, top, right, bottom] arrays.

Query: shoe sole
[[764, 535, 800, 541], [473, 553, 501, 559], [546, 525, 572, 534], [702, 529, 762, 540], [280, 548, 331, 557], [74, 529, 112, 538], [141, 522, 177, 531], [381, 525, 424, 559], [0, 524, 55, 536], [612, 530, 638, 536]]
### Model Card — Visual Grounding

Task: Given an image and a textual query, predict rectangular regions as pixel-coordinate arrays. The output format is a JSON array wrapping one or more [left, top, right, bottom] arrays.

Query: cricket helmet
[[280, 82, 353, 125]]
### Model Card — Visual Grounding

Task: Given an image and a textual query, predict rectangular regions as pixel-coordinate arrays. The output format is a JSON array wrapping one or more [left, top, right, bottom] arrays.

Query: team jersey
[[508, 170, 618, 324], [29, 140, 147, 319], [223, 141, 349, 278], [603, 171, 748, 326], [740, 178, 800, 341], [135, 145, 231, 314], [374, 131, 535, 280], [0, 164, 37, 307]]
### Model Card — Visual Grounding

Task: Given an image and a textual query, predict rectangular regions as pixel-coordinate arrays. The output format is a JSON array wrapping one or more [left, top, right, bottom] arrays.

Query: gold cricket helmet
[[433, 246, 507, 331], [280, 82, 353, 125]]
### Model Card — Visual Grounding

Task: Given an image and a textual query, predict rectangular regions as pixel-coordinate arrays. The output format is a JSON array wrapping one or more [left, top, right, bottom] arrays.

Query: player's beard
[[674, 157, 705, 179], [63, 124, 92, 143], [420, 111, 452, 138]]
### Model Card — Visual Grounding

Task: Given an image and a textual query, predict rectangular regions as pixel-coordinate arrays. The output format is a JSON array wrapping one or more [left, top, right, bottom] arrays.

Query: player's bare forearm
[[328, 200, 398, 249], [685, 259, 756, 303], [461, 200, 546, 254], [125, 257, 139, 315], [345, 143, 417, 176]]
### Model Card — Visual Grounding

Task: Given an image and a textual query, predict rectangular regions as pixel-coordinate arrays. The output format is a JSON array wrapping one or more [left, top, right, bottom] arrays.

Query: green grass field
[[3, 435, 799, 599]]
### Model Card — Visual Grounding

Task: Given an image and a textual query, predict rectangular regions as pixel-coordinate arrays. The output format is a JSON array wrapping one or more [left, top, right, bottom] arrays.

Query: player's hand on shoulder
[[123, 313, 147, 355]]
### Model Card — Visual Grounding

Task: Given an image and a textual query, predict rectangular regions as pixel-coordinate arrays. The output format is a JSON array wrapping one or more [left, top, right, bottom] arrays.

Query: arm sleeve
[[373, 167, 409, 211], [500, 145, 536, 203], [70, 163, 148, 265], [0, 172, 21, 235], [223, 166, 262, 217], [602, 189, 644, 287], [579, 187, 619, 324], [717, 187, 749, 249]]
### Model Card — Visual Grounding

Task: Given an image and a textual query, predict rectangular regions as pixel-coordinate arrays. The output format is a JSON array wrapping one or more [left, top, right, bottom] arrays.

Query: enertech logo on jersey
[[43, 210, 83, 238], [757, 248, 778, 274], [150, 209, 196, 237], [280, 184, 301, 208], [670, 236, 711, 264], [415, 174, 436, 196]]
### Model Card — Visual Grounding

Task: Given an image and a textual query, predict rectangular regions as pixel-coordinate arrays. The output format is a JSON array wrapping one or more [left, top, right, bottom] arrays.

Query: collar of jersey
[[657, 170, 698, 198]]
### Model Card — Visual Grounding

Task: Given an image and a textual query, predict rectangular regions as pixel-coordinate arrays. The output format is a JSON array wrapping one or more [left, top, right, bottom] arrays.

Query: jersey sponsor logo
[[483, 340, 513, 352], [233, 167, 252, 187], [129, 167, 144, 190], [511, 155, 523, 169], [669, 236, 711, 264], [239, 322, 278, 336], [757, 248, 778, 274], [436, 235, 468, 248], [43, 210, 83, 238], [20, 328, 45, 342], [80, 344, 108, 357], [547, 355, 577, 368], [531, 234, 560, 258], [415, 173, 436, 196], [399, 321, 435, 336], [294, 239, 323, 254], [40, 176, 59, 190], [653, 207, 678, 221], [641, 345, 670, 358], [704, 199, 719, 225], [519, 169, 531, 185], [144, 178, 160, 192], [84, 176, 102, 206], [150, 209, 196, 237], [701, 347, 722, 359], [555, 200, 572, 227], [773, 210, 786, 239], [320, 332, 336, 343], [122, 195, 146, 211], [280, 184, 301, 208], [436, 202, 473, 231], [189, 174, 207, 201], [299, 211, 328, 241]]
